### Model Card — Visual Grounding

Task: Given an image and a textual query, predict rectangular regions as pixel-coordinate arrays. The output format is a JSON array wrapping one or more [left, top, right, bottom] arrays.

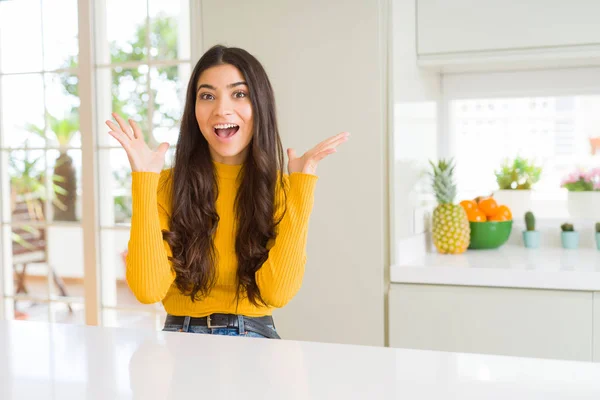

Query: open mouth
[[213, 123, 240, 139]]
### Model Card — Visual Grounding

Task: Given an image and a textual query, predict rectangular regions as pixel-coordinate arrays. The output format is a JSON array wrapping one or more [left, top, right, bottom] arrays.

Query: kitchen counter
[[1, 320, 600, 399], [391, 245, 600, 291]]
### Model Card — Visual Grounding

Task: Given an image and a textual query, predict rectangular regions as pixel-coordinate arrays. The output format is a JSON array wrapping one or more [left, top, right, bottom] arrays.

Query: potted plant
[[26, 109, 79, 221], [9, 143, 70, 248], [561, 167, 600, 220], [522, 211, 540, 248], [9, 150, 46, 250], [493, 156, 542, 218], [560, 223, 579, 249], [595, 223, 600, 251]]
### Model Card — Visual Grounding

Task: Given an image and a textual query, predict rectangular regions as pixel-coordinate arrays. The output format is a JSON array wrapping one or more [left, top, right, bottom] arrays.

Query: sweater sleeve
[[125, 170, 176, 304], [255, 172, 318, 308]]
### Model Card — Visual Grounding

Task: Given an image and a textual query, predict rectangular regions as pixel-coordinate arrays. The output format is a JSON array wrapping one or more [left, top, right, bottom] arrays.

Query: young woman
[[106, 45, 348, 339]]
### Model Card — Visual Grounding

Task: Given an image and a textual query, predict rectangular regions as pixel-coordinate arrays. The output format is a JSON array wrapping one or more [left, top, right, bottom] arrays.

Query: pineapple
[[429, 159, 470, 254]]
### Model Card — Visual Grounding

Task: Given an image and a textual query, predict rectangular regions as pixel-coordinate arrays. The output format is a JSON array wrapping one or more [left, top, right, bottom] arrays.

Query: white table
[[1, 320, 600, 399]]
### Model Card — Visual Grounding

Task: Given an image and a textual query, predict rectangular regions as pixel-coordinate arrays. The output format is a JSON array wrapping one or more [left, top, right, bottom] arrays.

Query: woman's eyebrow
[[197, 81, 248, 92]]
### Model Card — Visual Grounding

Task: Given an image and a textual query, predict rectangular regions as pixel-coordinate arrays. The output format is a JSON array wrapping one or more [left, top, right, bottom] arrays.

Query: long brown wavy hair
[[163, 45, 287, 307]]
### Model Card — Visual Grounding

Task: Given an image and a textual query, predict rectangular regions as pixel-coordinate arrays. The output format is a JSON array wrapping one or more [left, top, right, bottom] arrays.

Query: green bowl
[[468, 220, 513, 249]]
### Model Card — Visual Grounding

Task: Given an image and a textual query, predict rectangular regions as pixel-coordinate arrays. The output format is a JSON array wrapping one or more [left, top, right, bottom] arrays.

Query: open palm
[[287, 132, 349, 175], [105, 113, 169, 174]]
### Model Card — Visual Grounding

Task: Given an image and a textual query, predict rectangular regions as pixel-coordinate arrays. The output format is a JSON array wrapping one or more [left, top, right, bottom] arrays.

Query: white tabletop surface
[[1, 320, 600, 399], [391, 245, 600, 291]]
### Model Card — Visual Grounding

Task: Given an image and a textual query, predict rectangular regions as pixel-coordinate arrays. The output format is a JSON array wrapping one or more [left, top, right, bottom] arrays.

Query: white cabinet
[[389, 283, 594, 362], [417, 0, 600, 55]]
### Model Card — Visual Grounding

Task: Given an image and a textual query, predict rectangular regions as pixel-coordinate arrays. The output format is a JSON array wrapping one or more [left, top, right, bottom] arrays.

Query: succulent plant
[[524, 211, 535, 231], [561, 223, 575, 232]]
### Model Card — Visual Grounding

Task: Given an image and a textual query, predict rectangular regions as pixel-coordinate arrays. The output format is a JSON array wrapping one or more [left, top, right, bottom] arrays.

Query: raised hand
[[287, 132, 349, 176], [106, 113, 169, 174]]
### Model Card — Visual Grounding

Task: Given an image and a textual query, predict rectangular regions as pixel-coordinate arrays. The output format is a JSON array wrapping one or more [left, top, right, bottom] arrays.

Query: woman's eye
[[200, 93, 214, 100], [234, 91, 247, 99]]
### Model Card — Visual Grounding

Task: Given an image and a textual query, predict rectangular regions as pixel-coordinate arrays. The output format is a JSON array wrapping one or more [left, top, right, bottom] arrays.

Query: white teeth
[[214, 123, 238, 129]]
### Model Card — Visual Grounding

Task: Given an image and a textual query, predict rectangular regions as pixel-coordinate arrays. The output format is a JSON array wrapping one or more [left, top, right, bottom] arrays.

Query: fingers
[[107, 130, 131, 149], [287, 148, 298, 160], [106, 120, 134, 147], [315, 134, 349, 155], [129, 119, 142, 140], [105, 120, 124, 135], [314, 132, 349, 153], [306, 132, 349, 157], [111, 112, 134, 140], [307, 132, 348, 165], [157, 142, 169, 156], [312, 148, 337, 162]]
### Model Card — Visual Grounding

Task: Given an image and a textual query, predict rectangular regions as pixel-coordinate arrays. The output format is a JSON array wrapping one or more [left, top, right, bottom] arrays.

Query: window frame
[[440, 67, 600, 158], [438, 67, 600, 218], [0, 0, 203, 326]]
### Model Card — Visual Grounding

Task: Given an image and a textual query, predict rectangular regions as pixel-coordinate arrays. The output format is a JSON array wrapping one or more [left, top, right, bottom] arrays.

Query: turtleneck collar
[[213, 160, 243, 180]]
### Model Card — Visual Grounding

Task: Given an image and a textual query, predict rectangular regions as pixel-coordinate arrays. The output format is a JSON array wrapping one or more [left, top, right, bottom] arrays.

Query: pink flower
[[561, 170, 585, 185], [560, 167, 600, 187], [589, 168, 600, 180], [561, 166, 600, 191]]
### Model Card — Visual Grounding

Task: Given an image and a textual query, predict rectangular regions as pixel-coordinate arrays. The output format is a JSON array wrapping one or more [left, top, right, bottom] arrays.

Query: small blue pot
[[596, 232, 600, 250], [561, 231, 579, 249], [522, 231, 541, 248]]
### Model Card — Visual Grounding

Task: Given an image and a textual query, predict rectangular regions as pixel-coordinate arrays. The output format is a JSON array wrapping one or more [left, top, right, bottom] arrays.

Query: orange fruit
[[478, 197, 498, 217], [460, 200, 478, 212], [488, 213, 509, 221], [467, 209, 487, 222], [494, 205, 512, 220], [474, 194, 491, 204]]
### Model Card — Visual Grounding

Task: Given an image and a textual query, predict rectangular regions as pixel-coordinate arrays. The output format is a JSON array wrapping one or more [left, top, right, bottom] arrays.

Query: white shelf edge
[[417, 44, 600, 73]]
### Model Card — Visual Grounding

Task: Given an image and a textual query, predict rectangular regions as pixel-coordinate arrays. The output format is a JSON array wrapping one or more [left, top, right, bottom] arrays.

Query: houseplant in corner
[[493, 156, 542, 218], [595, 223, 600, 251], [561, 167, 600, 220], [522, 211, 540, 249], [26, 109, 79, 221], [560, 223, 579, 250]]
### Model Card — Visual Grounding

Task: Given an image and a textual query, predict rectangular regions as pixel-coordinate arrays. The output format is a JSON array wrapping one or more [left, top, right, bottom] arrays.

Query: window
[[0, 0, 193, 328], [0, 0, 84, 323], [95, 0, 191, 329], [443, 69, 600, 219]]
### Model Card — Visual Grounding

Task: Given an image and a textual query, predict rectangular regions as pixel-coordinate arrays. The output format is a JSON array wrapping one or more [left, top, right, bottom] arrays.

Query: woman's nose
[[214, 96, 233, 116]]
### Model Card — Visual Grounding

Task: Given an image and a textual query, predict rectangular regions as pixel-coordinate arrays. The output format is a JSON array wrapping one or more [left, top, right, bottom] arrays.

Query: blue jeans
[[162, 315, 278, 339]]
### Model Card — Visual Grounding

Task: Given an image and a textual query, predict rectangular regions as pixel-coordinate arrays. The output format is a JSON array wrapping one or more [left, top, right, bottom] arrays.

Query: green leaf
[[47, 111, 79, 147], [495, 156, 542, 190], [562, 179, 594, 191], [11, 231, 37, 251]]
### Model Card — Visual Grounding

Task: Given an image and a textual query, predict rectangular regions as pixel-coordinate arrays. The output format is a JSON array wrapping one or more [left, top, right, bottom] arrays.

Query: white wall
[[391, 0, 441, 264], [200, 0, 387, 346]]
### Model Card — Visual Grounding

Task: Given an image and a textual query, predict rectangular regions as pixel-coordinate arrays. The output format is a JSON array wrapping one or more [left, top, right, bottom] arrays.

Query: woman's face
[[195, 64, 254, 165]]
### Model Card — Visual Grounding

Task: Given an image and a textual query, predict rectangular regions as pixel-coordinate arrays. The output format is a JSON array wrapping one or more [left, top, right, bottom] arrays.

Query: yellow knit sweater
[[126, 161, 317, 317]]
